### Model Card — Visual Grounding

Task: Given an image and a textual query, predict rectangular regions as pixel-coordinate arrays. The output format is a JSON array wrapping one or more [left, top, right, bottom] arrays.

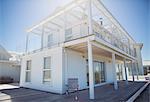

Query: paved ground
[[134, 84, 150, 102], [0, 81, 147, 102], [0, 83, 19, 90]]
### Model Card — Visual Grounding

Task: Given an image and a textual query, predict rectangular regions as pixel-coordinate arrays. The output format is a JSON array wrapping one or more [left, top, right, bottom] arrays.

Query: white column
[[87, 40, 94, 99], [25, 33, 29, 53], [135, 62, 139, 80], [134, 43, 143, 75], [88, 0, 93, 35], [124, 59, 128, 85], [131, 61, 135, 81], [41, 25, 44, 50], [87, 0, 94, 99], [112, 53, 118, 90]]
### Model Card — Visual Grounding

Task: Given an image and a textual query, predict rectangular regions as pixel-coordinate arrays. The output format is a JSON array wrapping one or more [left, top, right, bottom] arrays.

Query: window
[[43, 57, 51, 83], [47, 34, 53, 47], [116, 64, 123, 80], [25, 60, 31, 82], [65, 28, 72, 40]]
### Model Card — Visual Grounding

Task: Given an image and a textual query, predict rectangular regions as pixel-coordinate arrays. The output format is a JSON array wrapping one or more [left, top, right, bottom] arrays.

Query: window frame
[[65, 28, 73, 40], [25, 60, 31, 82], [47, 33, 53, 47], [43, 56, 52, 84]]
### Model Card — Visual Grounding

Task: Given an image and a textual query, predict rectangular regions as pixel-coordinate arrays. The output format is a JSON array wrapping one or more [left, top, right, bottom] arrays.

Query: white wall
[[42, 21, 88, 48], [43, 30, 61, 48], [20, 46, 124, 94], [135, 44, 144, 75], [0, 62, 20, 82], [64, 49, 87, 90], [105, 62, 113, 83], [63, 50, 115, 92], [20, 47, 63, 94]]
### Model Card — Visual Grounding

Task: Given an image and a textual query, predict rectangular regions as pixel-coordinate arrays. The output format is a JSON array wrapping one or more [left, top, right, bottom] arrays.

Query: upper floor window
[[134, 48, 137, 57], [43, 57, 51, 83], [47, 34, 53, 47], [65, 28, 72, 40], [25, 60, 31, 82]]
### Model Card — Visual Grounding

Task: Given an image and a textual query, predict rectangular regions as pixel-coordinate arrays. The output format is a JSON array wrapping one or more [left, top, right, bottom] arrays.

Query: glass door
[[94, 62, 100, 84], [86, 60, 106, 86], [94, 61, 106, 85]]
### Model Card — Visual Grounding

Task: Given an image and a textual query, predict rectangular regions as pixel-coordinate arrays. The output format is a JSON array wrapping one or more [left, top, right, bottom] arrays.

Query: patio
[[0, 81, 147, 102]]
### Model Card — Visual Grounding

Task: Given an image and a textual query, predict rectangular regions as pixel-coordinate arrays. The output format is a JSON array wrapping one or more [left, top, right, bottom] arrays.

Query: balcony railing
[[26, 21, 136, 57], [93, 25, 136, 57], [64, 21, 136, 57]]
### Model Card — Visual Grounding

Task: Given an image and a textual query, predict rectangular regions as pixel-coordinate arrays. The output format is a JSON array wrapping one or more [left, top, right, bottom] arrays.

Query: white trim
[[43, 56, 52, 84]]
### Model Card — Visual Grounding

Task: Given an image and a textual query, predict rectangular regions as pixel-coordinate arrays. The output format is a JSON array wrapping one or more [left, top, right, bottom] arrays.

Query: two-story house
[[20, 0, 143, 99]]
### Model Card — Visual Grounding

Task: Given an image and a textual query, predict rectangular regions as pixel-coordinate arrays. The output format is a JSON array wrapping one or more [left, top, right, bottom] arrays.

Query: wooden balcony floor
[[0, 81, 148, 102]]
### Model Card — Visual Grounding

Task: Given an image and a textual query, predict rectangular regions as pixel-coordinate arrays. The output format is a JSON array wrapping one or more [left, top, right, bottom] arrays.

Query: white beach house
[[20, 0, 143, 99]]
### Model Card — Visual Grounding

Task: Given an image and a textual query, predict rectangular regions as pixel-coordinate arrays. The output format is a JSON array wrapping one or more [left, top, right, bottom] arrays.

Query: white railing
[[26, 21, 136, 57], [64, 21, 136, 57], [93, 24, 136, 57]]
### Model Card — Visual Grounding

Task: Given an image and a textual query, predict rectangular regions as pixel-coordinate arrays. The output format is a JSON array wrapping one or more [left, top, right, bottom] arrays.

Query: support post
[[112, 53, 118, 90], [131, 61, 135, 81], [124, 59, 128, 85], [88, 0, 93, 35], [135, 62, 139, 80], [41, 25, 44, 50], [87, 40, 94, 99], [87, 0, 94, 99], [25, 33, 29, 53]]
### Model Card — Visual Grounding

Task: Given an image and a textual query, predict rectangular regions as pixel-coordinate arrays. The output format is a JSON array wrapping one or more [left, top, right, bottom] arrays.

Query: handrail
[[25, 22, 136, 57]]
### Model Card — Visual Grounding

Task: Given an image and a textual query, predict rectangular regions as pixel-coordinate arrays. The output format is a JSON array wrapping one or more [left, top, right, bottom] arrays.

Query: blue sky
[[0, 0, 149, 60]]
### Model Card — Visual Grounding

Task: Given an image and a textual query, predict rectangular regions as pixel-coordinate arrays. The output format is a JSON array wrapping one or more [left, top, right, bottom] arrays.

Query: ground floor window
[[43, 57, 51, 83], [25, 60, 31, 82], [116, 64, 123, 80], [86, 60, 106, 86]]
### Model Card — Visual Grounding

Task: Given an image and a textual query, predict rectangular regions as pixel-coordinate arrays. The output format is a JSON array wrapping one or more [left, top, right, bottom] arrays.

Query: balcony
[[25, 0, 136, 58], [64, 21, 136, 58], [25, 20, 136, 59]]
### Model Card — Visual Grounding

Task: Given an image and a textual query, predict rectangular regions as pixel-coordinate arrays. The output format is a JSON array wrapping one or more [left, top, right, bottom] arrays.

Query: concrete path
[[0, 83, 19, 90], [0, 81, 147, 102]]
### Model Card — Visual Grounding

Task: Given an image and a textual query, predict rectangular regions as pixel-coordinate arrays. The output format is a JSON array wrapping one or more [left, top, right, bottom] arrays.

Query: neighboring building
[[0, 45, 21, 82], [20, 0, 143, 99], [143, 60, 150, 75]]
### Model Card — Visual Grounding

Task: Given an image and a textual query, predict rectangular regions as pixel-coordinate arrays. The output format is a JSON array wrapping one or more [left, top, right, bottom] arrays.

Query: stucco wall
[[20, 47, 63, 94]]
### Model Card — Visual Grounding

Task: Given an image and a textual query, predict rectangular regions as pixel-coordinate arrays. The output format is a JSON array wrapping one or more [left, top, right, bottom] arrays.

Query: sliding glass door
[[94, 61, 105, 84], [86, 60, 106, 86]]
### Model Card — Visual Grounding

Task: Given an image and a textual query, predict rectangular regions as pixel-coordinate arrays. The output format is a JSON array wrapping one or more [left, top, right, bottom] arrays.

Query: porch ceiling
[[65, 42, 124, 61]]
